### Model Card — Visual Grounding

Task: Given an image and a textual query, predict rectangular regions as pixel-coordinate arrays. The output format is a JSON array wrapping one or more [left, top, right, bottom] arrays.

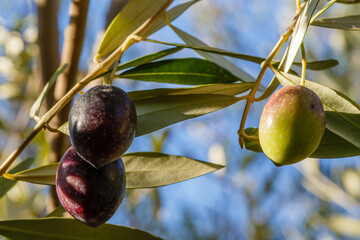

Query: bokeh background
[[0, 0, 360, 239]]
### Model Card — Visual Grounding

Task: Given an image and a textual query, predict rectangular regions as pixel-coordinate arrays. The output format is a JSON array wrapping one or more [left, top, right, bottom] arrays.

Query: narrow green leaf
[[96, 0, 171, 60], [169, 25, 256, 83], [243, 128, 360, 158], [273, 69, 360, 149], [119, 58, 240, 85], [283, 0, 320, 73], [5, 163, 58, 185], [128, 82, 254, 100], [291, 59, 338, 70], [144, 39, 338, 71], [6, 152, 224, 189], [135, 93, 240, 136], [30, 64, 68, 118], [311, 128, 360, 158], [96, 47, 183, 80], [123, 152, 224, 188], [0, 157, 35, 198], [312, 15, 360, 30], [0, 218, 163, 240]]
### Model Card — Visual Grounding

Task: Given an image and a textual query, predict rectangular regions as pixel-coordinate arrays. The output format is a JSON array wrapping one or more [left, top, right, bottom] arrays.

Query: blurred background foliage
[[0, 0, 360, 239]]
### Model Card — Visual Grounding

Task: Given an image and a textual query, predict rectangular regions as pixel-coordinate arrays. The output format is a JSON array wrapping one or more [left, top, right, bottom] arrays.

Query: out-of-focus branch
[[48, 0, 90, 211], [36, 0, 60, 108]]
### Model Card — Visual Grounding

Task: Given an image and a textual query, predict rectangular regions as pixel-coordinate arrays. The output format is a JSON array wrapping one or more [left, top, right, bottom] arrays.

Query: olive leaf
[[312, 15, 360, 30], [134, 93, 240, 136], [4, 153, 223, 189], [118, 58, 240, 85], [0, 218, 163, 240], [123, 152, 224, 188], [128, 82, 254, 100], [4, 163, 58, 186]]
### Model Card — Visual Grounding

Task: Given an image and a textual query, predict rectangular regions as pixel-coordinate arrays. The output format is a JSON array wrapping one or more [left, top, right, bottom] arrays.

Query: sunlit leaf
[[134, 93, 240, 136], [30, 64, 68, 118], [118, 58, 240, 85], [0, 157, 35, 198], [273, 69, 360, 149], [124, 152, 224, 188], [4, 163, 58, 185], [291, 59, 338, 70], [96, 0, 171, 60], [96, 47, 183, 79], [128, 82, 253, 100], [327, 215, 360, 238], [243, 128, 360, 159], [312, 15, 360, 30], [0, 218, 163, 240], [5, 152, 223, 189], [283, 0, 320, 73]]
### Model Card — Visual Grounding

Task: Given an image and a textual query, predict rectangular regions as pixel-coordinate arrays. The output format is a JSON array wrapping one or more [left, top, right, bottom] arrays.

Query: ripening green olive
[[259, 85, 326, 166]]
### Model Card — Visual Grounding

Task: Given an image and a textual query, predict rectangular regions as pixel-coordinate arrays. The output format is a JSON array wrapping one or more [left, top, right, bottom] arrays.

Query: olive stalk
[[0, 0, 173, 177]]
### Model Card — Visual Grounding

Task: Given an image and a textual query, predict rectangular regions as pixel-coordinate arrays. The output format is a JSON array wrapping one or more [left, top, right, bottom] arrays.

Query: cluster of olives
[[259, 85, 326, 166], [55, 85, 137, 227]]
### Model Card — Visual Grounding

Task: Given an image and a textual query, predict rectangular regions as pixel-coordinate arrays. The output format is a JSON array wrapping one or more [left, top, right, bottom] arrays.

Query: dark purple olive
[[56, 147, 126, 228], [69, 84, 136, 168]]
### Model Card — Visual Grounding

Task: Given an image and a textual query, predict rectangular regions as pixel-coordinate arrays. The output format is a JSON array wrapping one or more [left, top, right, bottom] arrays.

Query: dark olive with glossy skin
[[69, 85, 137, 168], [259, 85, 326, 166], [56, 147, 126, 228]]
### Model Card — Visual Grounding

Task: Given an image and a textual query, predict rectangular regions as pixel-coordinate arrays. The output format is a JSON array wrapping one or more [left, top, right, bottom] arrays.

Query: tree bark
[[36, 0, 60, 109], [48, 0, 90, 211]]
